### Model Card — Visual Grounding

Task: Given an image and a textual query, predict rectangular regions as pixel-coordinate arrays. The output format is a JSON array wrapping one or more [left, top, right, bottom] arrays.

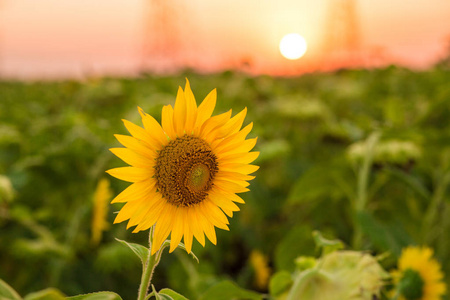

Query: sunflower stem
[[422, 171, 450, 243], [137, 227, 159, 300], [352, 132, 380, 249]]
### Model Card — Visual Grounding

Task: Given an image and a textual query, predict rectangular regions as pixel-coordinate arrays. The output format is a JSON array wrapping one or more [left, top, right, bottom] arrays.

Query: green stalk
[[422, 171, 450, 244], [352, 132, 380, 249], [137, 227, 160, 300]]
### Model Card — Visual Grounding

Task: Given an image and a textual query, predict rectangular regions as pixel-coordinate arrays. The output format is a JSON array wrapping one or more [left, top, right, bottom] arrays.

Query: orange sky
[[0, 0, 449, 79]]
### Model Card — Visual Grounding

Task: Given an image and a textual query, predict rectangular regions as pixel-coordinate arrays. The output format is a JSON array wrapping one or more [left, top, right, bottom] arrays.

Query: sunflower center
[[154, 135, 218, 207], [399, 268, 424, 300]]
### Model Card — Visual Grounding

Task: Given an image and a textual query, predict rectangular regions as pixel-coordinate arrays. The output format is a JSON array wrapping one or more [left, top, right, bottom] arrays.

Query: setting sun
[[279, 33, 307, 60]]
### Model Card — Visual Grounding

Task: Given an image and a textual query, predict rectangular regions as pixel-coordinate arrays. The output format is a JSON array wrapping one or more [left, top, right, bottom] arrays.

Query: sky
[[0, 0, 449, 79]]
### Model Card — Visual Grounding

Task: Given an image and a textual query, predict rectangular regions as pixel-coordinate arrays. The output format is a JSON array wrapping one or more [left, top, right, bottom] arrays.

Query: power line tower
[[141, 0, 183, 72], [321, 0, 362, 68]]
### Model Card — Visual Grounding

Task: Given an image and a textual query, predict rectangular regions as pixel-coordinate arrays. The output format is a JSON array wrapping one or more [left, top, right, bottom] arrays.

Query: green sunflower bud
[[294, 256, 316, 272], [287, 251, 388, 300], [398, 268, 424, 300]]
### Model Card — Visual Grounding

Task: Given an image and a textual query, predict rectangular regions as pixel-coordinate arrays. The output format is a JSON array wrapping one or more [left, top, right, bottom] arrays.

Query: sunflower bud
[[287, 251, 388, 300], [398, 269, 424, 300]]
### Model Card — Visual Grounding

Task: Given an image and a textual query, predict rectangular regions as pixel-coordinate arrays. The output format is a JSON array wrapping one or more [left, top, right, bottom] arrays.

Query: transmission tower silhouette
[[141, 0, 183, 71], [321, 0, 362, 68]]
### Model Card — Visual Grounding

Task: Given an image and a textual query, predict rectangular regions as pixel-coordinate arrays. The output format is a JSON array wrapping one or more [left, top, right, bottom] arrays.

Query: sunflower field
[[0, 65, 449, 300]]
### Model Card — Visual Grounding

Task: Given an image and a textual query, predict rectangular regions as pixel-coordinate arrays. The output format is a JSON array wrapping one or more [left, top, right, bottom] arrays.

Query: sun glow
[[279, 33, 307, 60]]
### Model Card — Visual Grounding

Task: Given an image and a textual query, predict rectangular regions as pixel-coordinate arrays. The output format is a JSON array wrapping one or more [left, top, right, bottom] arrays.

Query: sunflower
[[392, 246, 446, 300], [107, 80, 258, 255]]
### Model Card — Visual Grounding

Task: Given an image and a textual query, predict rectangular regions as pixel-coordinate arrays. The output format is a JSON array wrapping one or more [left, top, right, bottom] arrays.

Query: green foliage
[[0, 279, 21, 300], [0, 279, 67, 300], [158, 289, 188, 300], [269, 271, 292, 298], [1, 67, 449, 299], [23, 288, 66, 300], [67, 292, 122, 300], [198, 280, 262, 300], [115, 238, 150, 266], [312, 231, 344, 255]]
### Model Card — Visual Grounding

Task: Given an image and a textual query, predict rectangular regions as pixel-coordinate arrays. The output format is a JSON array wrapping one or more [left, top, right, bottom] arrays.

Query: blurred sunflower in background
[[249, 250, 271, 290], [91, 178, 112, 245], [392, 246, 446, 300], [107, 80, 258, 254]]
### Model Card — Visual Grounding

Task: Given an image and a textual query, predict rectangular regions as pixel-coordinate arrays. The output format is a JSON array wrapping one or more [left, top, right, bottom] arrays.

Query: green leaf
[[176, 243, 199, 264], [385, 167, 431, 201], [0, 279, 21, 300], [150, 285, 173, 300], [157, 240, 199, 264], [199, 280, 262, 300], [269, 271, 293, 297], [159, 289, 188, 300], [355, 211, 412, 256], [287, 163, 353, 205], [312, 231, 344, 256], [24, 288, 65, 300], [115, 238, 149, 266], [67, 292, 123, 300], [274, 225, 314, 271]]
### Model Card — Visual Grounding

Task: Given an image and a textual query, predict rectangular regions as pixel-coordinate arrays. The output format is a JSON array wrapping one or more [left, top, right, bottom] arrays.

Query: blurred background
[[0, 0, 449, 78], [0, 0, 449, 299]]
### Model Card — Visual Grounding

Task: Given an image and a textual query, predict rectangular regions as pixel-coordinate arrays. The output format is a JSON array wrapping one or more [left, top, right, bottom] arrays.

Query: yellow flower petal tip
[[107, 79, 258, 252]]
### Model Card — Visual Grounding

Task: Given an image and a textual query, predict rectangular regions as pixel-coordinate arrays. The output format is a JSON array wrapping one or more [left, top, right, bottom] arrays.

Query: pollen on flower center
[[154, 135, 218, 207]]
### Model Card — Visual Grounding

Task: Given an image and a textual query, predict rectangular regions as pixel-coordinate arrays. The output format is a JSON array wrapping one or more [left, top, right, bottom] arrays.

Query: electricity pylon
[[141, 0, 183, 71], [321, 0, 362, 67]]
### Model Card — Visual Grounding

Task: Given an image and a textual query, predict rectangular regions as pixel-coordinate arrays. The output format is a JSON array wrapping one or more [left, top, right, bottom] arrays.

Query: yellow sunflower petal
[[221, 206, 234, 218], [195, 205, 217, 245], [188, 208, 205, 246], [216, 138, 258, 157], [169, 207, 185, 252], [215, 178, 250, 193], [106, 167, 153, 183], [200, 200, 230, 230], [114, 198, 147, 223], [162, 105, 176, 140], [114, 134, 155, 160], [132, 196, 166, 233], [122, 119, 160, 149], [208, 191, 241, 213], [183, 209, 194, 253], [214, 107, 247, 139], [138, 107, 168, 146], [183, 79, 198, 134], [199, 110, 232, 141], [220, 163, 260, 175], [139, 196, 167, 227], [216, 170, 255, 182], [212, 190, 246, 204], [127, 192, 163, 229], [194, 88, 216, 130], [218, 151, 260, 165], [109, 148, 155, 168], [111, 179, 155, 203], [173, 87, 187, 137], [152, 204, 176, 254], [211, 122, 253, 152], [203, 221, 217, 245]]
